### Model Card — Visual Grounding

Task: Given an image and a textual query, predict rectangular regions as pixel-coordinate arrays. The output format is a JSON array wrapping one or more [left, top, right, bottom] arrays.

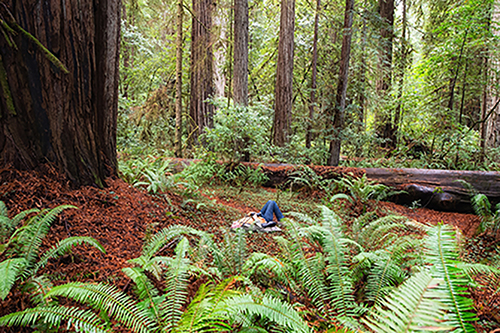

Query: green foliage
[[201, 98, 273, 163], [425, 224, 477, 332], [0, 202, 105, 302], [363, 271, 451, 332], [0, 226, 311, 333], [287, 165, 334, 195], [332, 174, 401, 205], [178, 154, 269, 188]]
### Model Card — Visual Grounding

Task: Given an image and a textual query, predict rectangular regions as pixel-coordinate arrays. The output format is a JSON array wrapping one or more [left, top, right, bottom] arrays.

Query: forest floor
[[0, 165, 499, 331]]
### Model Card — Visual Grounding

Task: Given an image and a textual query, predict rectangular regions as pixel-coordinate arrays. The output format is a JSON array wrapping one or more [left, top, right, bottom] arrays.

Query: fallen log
[[364, 168, 500, 213], [167, 158, 500, 213]]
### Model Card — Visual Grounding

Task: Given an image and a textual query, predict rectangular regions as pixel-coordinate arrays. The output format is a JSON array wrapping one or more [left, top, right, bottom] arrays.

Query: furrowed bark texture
[[233, 0, 249, 106], [328, 0, 354, 166], [0, 0, 120, 187], [273, 0, 295, 147], [375, 0, 395, 145], [189, 0, 214, 144], [175, 0, 183, 157]]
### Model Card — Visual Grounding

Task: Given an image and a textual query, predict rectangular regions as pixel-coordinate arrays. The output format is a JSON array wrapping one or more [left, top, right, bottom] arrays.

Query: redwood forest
[[0, 0, 499, 332]]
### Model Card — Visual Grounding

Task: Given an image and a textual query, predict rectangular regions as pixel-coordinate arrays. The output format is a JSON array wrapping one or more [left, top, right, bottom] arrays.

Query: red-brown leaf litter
[[0, 165, 498, 331]]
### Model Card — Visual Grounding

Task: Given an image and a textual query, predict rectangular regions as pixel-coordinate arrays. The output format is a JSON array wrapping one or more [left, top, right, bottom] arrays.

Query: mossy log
[[168, 158, 500, 213]]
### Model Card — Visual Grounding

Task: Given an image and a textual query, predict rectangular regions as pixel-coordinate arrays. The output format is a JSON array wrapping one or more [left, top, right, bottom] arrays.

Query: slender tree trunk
[[394, 0, 407, 145], [175, 0, 183, 157], [0, 0, 120, 187], [375, 0, 395, 146], [227, 1, 234, 104], [189, 0, 214, 145], [358, 10, 367, 130], [327, 0, 354, 166], [272, 0, 295, 147], [486, 0, 500, 153], [447, 29, 468, 113], [233, 0, 249, 106], [306, 0, 320, 150]]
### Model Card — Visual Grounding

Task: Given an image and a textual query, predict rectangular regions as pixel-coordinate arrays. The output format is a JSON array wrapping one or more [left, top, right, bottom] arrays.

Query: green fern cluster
[[1, 224, 311, 333], [0, 202, 105, 303], [1, 202, 497, 332]]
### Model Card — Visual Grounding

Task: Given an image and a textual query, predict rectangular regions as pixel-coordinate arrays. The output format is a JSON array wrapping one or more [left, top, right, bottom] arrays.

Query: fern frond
[[176, 277, 241, 333], [161, 237, 191, 331], [211, 228, 248, 276], [365, 253, 406, 305], [471, 193, 491, 218], [18, 205, 76, 267], [457, 262, 500, 282], [425, 224, 477, 332], [284, 218, 331, 316], [129, 255, 164, 280], [122, 266, 162, 326], [0, 201, 7, 217], [243, 253, 291, 283], [227, 294, 312, 333], [0, 305, 108, 333], [46, 282, 156, 333], [357, 215, 409, 250], [363, 271, 451, 332], [23, 275, 54, 306], [32, 236, 105, 276], [319, 207, 357, 320], [11, 208, 40, 228], [142, 225, 207, 259], [0, 257, 26, 300]]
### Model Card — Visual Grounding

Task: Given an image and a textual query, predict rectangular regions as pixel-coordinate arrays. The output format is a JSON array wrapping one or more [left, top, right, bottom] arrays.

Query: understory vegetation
[[1, 158, 499, 332]]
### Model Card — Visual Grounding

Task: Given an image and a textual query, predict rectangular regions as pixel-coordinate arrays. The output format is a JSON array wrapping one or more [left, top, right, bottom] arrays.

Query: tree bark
[[272, 0, 295, 147], [306, 0, 320, 150], [394, 0, 407, 145], [375, 0, 395, 146], [175, 0, 183, 157], [0, 0, 120, 187], [486, 0, 500, 152], [233, 0, 249, 106], [189, 0, 214, 145], [327, 0, 354, 166]]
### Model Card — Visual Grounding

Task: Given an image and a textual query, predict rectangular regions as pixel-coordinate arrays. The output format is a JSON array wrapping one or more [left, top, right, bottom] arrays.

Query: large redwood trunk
[[272, 0, 295, 147], [0, 0, 120, 187], [233, 0, 249, 106], [189, 0, 214, 144]]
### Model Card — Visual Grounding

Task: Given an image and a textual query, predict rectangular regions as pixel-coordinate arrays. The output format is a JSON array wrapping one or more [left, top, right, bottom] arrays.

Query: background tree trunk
[[189, 0, 214, 145], [393, 0, 407, 145], [233, 0, 249, 106], [272, 0, 295, 147], [486, 0, 500, 153], [306, 0, 320, 150], [175, 0, 183, 157], [327, 0, 354, 166], [375, 0, 395, 146], [0, 0, 120, 187]]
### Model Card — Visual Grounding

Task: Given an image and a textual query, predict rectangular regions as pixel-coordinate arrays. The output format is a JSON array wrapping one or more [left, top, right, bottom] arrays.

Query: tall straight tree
[[189, 0, 214, 144], [375, 0, 395, 145], [306, 0, 321, 149], [273, 0, 295, 147], [485, 0, 500, 151], [175, 0, 184, 157], [0, 0, 120, 187], [233, 0, 249, 106], [394, 0, 408, 145], [328, 0, 354, 166]]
